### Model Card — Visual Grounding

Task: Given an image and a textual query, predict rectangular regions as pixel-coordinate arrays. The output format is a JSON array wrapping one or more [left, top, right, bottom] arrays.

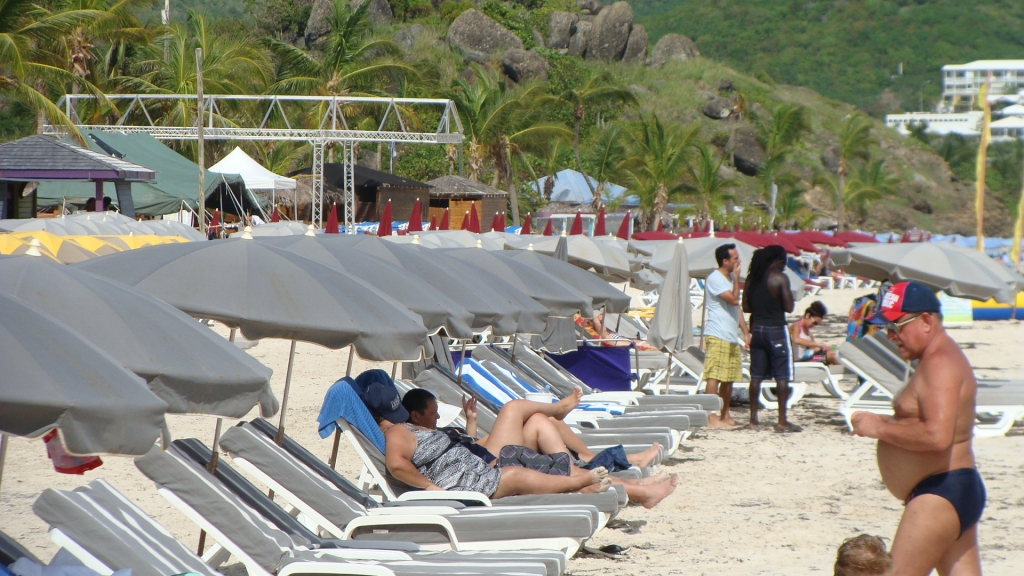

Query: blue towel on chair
[[316, 377, 386, 454]]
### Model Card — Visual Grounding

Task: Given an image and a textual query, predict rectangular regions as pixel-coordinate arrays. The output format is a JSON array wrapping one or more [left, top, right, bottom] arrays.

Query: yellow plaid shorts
[[704, 336, 742, 383]]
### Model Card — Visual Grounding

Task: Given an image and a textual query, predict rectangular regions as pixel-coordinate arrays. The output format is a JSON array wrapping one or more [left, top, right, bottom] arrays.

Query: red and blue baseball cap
[[867, 281, 942, 324]]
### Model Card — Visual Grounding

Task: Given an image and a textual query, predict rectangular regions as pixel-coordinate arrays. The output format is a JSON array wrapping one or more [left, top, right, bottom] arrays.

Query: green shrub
[[480, 0, 536, 49], [392, 0, 434, 21], [439, 0, 473, 21]]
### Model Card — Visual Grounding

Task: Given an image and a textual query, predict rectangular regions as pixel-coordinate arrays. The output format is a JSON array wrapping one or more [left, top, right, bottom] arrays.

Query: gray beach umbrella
[[505, 234, 634, 278], [333, 235, 549, 335], [504, 250, 631, 313], [258, 235, 476, 339], [828, 242, 1024, 303], [647, 239, 693, 354], [0, 255, 277, 418], [527, 235, 582, 354], [440, 247, 594, 317], [0, 292, 168, 456]]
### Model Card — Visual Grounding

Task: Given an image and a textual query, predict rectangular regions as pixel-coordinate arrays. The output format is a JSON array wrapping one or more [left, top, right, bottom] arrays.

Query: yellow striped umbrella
[[12, 231, 100, 264], [0, 235, 60, 261]]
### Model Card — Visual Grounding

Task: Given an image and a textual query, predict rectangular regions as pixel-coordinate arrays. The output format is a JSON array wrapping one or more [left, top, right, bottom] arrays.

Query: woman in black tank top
[[741, 245, 799, 432]]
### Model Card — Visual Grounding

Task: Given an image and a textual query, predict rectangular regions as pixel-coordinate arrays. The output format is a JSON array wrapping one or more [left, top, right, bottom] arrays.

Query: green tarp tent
[[37, 131, 265, 216]]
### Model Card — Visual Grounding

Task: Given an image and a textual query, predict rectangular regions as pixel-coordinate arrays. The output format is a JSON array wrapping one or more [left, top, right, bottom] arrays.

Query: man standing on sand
[[704, 243, 749, 428], [852, 281, 985, 576]]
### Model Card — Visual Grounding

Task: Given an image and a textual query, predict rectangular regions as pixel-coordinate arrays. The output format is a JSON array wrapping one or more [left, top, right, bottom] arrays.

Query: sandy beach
[[2, 288, 1022, 575]]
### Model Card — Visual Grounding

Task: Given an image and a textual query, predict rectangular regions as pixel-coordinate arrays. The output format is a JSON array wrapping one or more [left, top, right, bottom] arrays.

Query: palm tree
[[624, 113, 698, 231], [448, 66, 569, 224], [815, 158, 897, 224], [833, 114, 875, 231], [774, 185, 807, 229], [0, 0, 109, 139], [755, 103, 809, 228], [681, 142, 736, 228], [554, 71, 636, 197], [585, 122, 629, 210]]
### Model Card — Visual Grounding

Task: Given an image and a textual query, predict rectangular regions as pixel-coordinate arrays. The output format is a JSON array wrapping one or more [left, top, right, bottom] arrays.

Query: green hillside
[[631, 0, 1024, 115]]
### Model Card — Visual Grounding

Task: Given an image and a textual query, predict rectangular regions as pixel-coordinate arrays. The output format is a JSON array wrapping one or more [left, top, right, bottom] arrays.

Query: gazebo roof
[[427, 175, 508, 198], [0, 135, 155, 182]]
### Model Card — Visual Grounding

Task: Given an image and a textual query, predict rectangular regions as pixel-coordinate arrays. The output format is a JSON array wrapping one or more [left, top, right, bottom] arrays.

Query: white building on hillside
[[885, 111, 982, 137], [940, 60, 1024, 111], [989, 117, 1024, 142]]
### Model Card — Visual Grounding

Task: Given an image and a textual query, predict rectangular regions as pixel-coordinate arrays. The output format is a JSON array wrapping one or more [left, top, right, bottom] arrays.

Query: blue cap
[[353, 369, 408, 423], [866, 281, 942, 325]]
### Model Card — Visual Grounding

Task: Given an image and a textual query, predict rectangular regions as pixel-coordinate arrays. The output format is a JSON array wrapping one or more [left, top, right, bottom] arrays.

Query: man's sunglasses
[[884, 313, 922, 335]]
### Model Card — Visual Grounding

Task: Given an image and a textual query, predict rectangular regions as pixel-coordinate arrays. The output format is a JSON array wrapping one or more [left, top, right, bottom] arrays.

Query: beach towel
[[316, 377, 386, 454]]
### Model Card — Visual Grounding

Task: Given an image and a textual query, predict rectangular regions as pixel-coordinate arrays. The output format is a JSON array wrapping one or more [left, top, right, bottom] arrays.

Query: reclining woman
[[362, 378, 611, 499], [398, 387, 678, 508]]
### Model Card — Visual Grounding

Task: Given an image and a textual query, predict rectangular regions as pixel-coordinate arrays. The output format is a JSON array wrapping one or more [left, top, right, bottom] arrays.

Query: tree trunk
[[573, 114, 598, 199], [506, 145, 520, 226], [837, 171, 845, 233], [652, 183, 668, 231]]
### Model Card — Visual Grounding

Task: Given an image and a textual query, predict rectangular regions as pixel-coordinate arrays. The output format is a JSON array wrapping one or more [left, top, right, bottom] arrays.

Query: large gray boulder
[[352, 0, 393, 27], [547, 11, 578, 49], [502, 49, 549, 83], [578, 0, 603, 15], [646, 33, 700, 67], [447, 9, 524, 56], [393, 24, 425, 51], [586, 1, 633, 61], [568, 20, 592, 58], [821, 144, 841, 173], [702, 97, 733, 120], [622, 24, 647, 64], [727, 126, 764, 177]]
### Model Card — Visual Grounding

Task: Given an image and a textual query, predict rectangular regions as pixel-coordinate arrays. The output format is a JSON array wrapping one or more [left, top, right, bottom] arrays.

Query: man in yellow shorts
[[704, 243, 749, 428]]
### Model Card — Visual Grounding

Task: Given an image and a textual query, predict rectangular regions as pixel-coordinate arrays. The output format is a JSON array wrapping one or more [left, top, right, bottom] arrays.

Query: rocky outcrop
[[586, 1, 633, 61], [718, 78, 734, 92], [646, 33, 700, 67], [821, 144, 840, 173], [702, 97, 733, 120], [447, 9, 523, 56], [393, 24, 425, 52], [568, 20, 591, 57], [352, 0, 393, 27], [577, 0, 603, 15], [547, 11, 578, 49], [727, 126, 764, 176], [622, 24, 647, 64], [502, 49, 549, 83]]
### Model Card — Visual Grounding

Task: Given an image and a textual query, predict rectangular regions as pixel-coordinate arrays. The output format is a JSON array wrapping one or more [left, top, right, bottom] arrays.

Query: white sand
[[2, 288, 1022, 575]]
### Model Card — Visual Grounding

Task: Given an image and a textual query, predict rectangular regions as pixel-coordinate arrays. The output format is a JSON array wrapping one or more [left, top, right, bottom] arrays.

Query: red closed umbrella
[[542, 219, 553, 236], [490, 212, 504, 233], [407, 199, 423, 232], [209, 209, 220, 237], [467, 203, 481, 233], [270, 206, 280, 223], [656, 219, 663, 232], [377, 200, 392, 237], [439, 209, 449, 230], [325, 203, 339, 234], [460, 211, 470, 230], [521, 214, 531, 235], [594, 207, 607, 236], [615, 211, 631, 240], [428, 215, 437, 231], [569, 211, 583, 235]]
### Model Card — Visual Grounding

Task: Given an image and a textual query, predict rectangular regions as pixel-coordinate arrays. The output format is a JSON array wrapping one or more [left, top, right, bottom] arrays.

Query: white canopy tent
[[209, 147, 296, 215]]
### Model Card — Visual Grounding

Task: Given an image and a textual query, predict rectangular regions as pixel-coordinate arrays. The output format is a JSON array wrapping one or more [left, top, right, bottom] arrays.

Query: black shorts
[[748, 325, 794, 382]]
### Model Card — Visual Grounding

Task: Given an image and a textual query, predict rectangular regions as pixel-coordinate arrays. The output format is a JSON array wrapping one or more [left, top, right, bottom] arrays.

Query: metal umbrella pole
[[457, 340, 468, 386], [274, 340, 299, 445], [0, 434, 8, 493], [329, 345, 356, 469], [198, 327, 235, 555]]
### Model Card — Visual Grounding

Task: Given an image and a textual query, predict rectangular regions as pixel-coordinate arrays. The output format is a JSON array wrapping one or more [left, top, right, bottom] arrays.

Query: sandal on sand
[[774, 423, 803, 433]]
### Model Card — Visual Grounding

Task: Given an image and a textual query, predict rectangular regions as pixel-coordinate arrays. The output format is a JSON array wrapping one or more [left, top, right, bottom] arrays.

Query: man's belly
[[877, 440, 975, 500]]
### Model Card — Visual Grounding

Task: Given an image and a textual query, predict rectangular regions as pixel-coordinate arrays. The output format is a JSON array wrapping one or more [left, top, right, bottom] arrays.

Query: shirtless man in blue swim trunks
[[851, 281, 985, 576]]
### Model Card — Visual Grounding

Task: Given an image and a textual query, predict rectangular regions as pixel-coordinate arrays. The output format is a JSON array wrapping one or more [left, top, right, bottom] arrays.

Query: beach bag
[[497, 445, 571, 476], [582, 445, 632, 473]]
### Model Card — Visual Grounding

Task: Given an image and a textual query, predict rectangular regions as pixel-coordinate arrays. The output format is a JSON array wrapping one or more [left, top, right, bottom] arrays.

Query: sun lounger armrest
[[366, 506, 460, 516], [279, 560, 395, 576], [581, 393, 640, 405], [395, 491, 492, 506], [342, 515, 461, 549], [381, 500, 467, 510]]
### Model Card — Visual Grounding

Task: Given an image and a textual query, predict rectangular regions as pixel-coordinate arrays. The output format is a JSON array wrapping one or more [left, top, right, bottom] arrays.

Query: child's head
[[834, 534, 893, 576]]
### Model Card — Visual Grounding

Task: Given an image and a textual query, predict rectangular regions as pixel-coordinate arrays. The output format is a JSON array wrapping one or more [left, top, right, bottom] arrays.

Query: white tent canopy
[[209, 147, 295, 191]]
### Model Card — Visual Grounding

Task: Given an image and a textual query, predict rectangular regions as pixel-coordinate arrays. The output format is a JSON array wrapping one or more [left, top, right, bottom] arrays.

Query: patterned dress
[[403, 424, 502, 497]]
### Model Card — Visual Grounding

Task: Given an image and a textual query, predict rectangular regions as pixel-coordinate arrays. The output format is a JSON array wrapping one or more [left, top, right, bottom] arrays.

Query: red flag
[[594, 207, 607, 236], [271, 205, 280, 223], [407, 199, 423, 232], [521, 214, 531, 235], [542, 219, 553, 236], [656, 218, 663, 232], [377, 200, 393, 237], [569, 211, 583, 235], [429, 215, 437, 231], [439, 209, 449, 230], [490, 212, 504, 233], [325, 203, 339, 234], [468, 202, 481, 233], [616, 211, 631, 240]]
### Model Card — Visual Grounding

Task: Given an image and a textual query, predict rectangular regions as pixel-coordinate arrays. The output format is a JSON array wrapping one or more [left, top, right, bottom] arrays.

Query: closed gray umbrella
[[440, 247, 594, 317], [504, 250, 631, 313], [528, 235, 580, 354], [828, 242, 1024, 303], [0, 255, 277, 418], [647, 239, 693, 355], [505, 234, 634, 278], [337, 236, 549, 335], [259, 235, 476, 339], [0, 292, 168, 456]]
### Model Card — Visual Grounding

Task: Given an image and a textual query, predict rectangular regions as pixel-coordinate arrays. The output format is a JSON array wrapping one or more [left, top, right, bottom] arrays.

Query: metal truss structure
[[45, 94, 464, 231]]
